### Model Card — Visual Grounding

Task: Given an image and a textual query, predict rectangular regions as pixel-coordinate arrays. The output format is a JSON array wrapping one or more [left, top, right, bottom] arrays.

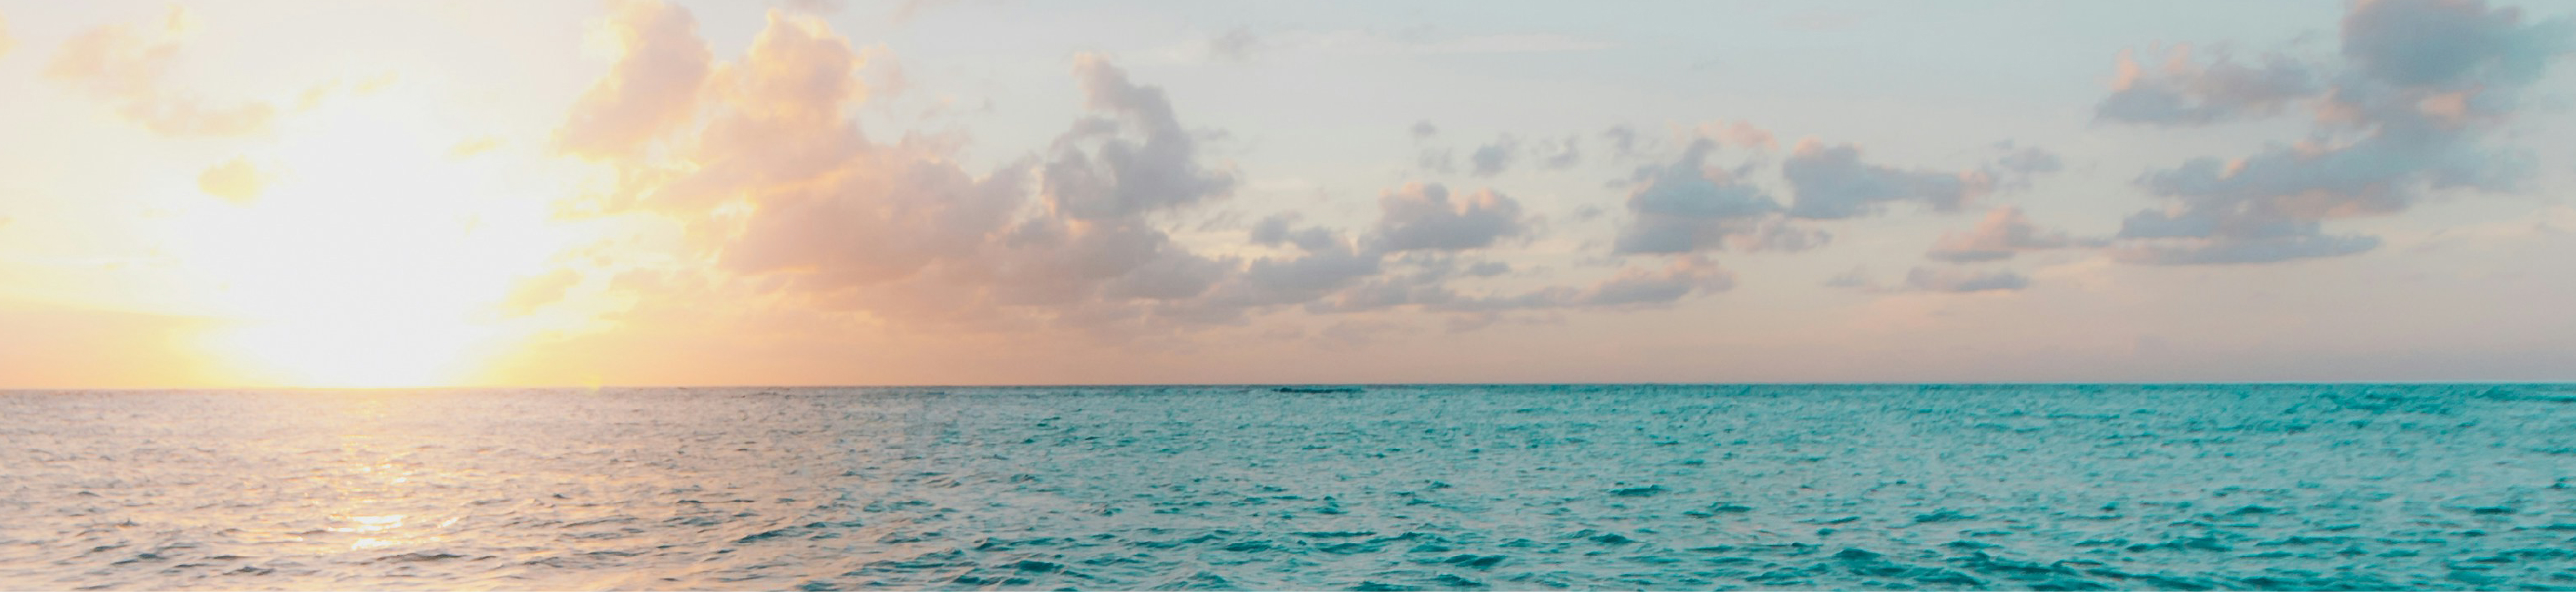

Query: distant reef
[[1271, 386, 1364, 394]]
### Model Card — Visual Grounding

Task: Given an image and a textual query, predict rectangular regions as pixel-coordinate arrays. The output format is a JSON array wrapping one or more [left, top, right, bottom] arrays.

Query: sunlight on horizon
[[156, 88, 588, 387]]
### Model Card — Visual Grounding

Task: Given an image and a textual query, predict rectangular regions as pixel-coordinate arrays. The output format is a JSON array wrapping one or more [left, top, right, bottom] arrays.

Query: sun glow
[[161, 91, 587, 387], [206, 315, 501, 388]]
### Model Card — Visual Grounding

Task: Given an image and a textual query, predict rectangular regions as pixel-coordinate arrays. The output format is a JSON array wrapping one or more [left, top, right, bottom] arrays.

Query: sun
[[205, 317, 498, 388], [159, 90, 587, 387]]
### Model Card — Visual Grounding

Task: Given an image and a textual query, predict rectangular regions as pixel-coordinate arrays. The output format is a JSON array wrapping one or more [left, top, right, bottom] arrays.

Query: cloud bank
[[555, 4, 1739, 345], [2105, 0, 2573, 265]]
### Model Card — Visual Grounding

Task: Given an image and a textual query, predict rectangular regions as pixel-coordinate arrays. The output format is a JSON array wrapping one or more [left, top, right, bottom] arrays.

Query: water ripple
[[0, 384, 2572, 589]]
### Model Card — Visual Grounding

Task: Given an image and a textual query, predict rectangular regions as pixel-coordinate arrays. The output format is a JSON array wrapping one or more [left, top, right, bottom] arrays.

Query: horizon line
[[7, 380, 2572, 392]]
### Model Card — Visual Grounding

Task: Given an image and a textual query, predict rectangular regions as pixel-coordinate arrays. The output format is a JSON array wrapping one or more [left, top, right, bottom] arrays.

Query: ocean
[[1, 384, 2572, 591]]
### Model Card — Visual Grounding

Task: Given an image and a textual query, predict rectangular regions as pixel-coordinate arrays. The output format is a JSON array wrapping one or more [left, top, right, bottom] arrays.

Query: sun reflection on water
[[12, 388, 870, 589], [329, 514, 407, 533], [300, 393, 459, 554]]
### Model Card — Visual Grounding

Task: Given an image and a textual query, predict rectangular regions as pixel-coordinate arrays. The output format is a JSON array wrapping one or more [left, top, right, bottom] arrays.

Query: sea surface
[[2, 384, 2574, 591]]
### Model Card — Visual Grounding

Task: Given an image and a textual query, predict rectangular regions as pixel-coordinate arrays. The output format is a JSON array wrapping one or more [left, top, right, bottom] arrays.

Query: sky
[[0, 0, 2573, 388]]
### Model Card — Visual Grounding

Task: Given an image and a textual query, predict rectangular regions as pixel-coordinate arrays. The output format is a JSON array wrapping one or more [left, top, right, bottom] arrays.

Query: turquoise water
[[2, 384, 2573, 590]]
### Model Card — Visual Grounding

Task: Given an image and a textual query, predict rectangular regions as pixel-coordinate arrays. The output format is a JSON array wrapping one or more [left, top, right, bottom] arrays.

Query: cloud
[[1468, 135, 1516, 177], [1249, 213, 1327, 250], [1410, 120, 1438, 139], [1204, 213, 1429, 317], [1569, 256, 1736, 307], [1992, 142, 2063, 181], [1249, 213, 1369, 257], [1783, 140, 1990, 220], [196, 157, 268, 204], [2105, 0, 2572, 265], [573, 9, 995, 280], [44, 6, 275, 137], [288, 72, 398, 112], [1222, 233, 1382, 308], [1320, 254, 1733, 316], [2111, 234, 2381, 265], [1444, 256, 1735, 311], [449, 136, 504, 158], [1100, 241, 1234, 301], [551, 4, 1734, 347], [560, 6, 1266, 338], [1903, 267, 2028, 293], [972, 51, 1255, 319], [855, 44, 909, 101], [1926, 207, 2095, 262], [1533, 135, 1581, 169], [1599, 121, 1771, 165], [1612, 139, 1826, 254], [1414, 148, 1455, 174], [2340, 0, 2572, 89], [1601, 125, 1642, 160], [2135, 137, 2430, 214], [1300, 267, 1452, 314], [1695, 120, 1777, 151], [1368, 183, 1528, 252], [627, 9, 875, 214], [1826, 266, 2028, 293], [1274, 175, 1746, 318], [2096, 45, 2323, 125], [1208, 27, 1259, 62], [1043, 54, 1237, 220], [1437, 133, 1578, 176], [555, 0, 710, 159], [1230, 193, 1540, 316], [1257, 172, 1753, 319], [719, 157, 1027, 287], [1822, 266, 1874, 290]]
